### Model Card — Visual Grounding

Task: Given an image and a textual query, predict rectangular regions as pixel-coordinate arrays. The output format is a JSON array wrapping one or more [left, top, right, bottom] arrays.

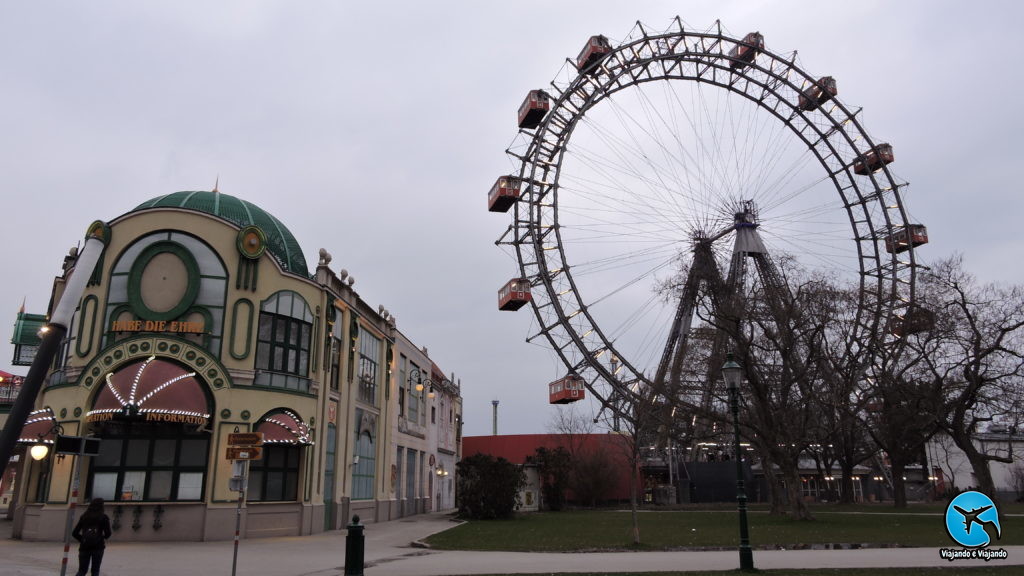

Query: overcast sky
[[2, 1, 1022, 437]]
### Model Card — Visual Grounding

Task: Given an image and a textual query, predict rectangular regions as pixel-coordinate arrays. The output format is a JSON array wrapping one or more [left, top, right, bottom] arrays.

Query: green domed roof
[[133, 191, 309, 277]]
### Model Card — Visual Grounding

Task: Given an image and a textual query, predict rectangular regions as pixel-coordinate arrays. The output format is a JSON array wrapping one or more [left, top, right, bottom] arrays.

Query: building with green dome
[[6, 190, 462, 541]]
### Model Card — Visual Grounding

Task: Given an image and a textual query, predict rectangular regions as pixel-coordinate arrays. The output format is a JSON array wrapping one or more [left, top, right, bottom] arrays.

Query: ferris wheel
[[490, 18, 927, 423]]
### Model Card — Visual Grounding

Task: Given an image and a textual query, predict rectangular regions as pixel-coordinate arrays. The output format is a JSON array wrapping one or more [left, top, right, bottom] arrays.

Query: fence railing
[[0, 385, 21, 404]]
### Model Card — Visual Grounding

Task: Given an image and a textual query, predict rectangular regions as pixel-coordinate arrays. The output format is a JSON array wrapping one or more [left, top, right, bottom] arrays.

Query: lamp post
[[408, 366, 436, 399], [722, 353, 754, 571], [0, 222, 107, 480]]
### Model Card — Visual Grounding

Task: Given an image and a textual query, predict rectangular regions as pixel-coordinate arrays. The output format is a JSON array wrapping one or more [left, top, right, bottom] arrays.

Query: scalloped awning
[[19, 407, 57, 444], [255, 409, 313, 445], [87, 356, 210, 426]]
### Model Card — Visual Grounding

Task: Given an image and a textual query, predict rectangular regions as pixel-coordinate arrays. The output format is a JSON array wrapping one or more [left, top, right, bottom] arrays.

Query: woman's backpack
[[81, 525, 104, 547]]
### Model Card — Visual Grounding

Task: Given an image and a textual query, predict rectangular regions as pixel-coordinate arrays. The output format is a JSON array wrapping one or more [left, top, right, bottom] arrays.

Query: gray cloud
[[2, 1, 1022, 435]]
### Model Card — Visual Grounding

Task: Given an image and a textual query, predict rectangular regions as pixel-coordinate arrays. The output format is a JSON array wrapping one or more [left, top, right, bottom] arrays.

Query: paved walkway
[[2, 513, 1022, 575]]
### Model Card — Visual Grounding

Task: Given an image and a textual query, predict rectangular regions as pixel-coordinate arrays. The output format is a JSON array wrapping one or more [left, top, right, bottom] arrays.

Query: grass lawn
[[424, 505, 1024, 551]]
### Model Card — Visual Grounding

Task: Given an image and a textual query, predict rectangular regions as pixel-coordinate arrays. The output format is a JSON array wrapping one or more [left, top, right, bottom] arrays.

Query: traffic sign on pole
[[227, 432, 264, 446], [226, 446, 263, 460]]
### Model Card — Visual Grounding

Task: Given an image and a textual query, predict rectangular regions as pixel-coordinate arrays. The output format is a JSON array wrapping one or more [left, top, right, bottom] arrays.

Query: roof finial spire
[[19, 296, 25, 314], [212, 176, 219, 194]]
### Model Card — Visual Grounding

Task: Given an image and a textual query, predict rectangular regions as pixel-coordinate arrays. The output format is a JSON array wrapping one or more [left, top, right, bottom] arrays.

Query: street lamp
[[408, 367, 436, 400], [722, 353, 754, 571]]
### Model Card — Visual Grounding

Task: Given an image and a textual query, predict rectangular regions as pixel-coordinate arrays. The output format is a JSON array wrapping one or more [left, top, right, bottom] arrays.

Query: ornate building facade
[[7, 190, 462, 541]]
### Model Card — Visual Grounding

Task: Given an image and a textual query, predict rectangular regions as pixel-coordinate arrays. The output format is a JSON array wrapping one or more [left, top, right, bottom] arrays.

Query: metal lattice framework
[[496, 18, 922, 419]]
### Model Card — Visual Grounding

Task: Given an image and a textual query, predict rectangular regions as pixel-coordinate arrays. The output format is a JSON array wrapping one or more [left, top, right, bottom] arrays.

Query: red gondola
[[577, 35, 612, 75], [549, 373, 586, 404], [889, 305, 935, 337], [798, 76, 837, 111], [729, 32, 763, 71], [498, 278, 531, 311], [488, 176, 521, 212], [884, 224, 928, 254], [853, 143, 894, 175], [518, 90, 550, 130]]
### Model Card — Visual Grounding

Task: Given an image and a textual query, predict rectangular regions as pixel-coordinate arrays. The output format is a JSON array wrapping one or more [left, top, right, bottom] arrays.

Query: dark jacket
[[72, 513, 112, 550]]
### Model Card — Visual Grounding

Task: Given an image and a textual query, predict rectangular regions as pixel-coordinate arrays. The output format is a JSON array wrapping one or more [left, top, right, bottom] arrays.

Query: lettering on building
[[110, 320, 206, 334]]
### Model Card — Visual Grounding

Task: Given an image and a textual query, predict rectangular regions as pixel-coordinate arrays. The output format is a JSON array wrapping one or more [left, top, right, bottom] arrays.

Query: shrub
[[456, 453, 526, 519]]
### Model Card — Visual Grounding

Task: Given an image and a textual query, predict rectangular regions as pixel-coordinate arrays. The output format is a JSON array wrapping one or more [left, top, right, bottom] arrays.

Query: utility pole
[[491, 400, 499, 436]]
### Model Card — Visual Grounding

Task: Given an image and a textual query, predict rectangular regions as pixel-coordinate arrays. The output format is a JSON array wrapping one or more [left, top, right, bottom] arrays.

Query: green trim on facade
[[75, 295, 100, 358], [385, 344, 393, 401], [86, 220, 111, 286], [229, 299, 254, 360], [247, 384, 317, 399], [127, 241, 201, 322], [78, 335, 232, 391], [236, 225, 267, 259], [103, 304, 134, 349], [312, 307, 321, 374], [184, 306, 215, 349]]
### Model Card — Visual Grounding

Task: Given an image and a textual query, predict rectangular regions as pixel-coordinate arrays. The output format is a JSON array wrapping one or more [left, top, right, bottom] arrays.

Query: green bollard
[[344, 515, 365, 576]]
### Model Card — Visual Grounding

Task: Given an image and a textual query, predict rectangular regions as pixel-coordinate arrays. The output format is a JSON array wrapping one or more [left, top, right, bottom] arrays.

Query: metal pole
[[728, 383, 754, 571], [59, 450, 84, 576], [344, 515, 365, 576], [0, 229, 106, 479], [230, 460, 248, 576], [0, 326, 67, 475]]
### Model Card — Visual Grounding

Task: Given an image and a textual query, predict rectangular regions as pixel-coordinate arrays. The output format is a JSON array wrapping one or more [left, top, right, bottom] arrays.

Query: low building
[[926, 428, 1024, 502], [463, 433, 634, 510], [5, 190, 462, 541], [0, 369, 24, 512]]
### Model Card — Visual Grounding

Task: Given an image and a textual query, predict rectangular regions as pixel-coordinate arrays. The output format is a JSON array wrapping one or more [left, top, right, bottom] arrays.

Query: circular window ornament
[[127, 242, 200, 322], [237, 226, 267, 260], [86, 220, 112, 246]]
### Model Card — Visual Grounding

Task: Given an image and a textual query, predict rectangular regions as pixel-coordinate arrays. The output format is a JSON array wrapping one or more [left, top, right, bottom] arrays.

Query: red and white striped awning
[[255, 409, 313, 445], [87, 356, 210, 426], [19, 407, 57, 444]]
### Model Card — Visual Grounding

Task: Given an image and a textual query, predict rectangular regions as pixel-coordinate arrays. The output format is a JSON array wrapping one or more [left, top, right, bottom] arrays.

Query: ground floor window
[[89, 422, 209, 502], [249, 444, 301, 501], [352, 409, 376, 500]]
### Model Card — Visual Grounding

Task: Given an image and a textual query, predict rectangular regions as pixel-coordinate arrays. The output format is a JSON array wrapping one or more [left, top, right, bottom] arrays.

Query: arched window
[[255, 291, 313, 391], [248, 408, 311, 502], [103, 231, 228, 354]]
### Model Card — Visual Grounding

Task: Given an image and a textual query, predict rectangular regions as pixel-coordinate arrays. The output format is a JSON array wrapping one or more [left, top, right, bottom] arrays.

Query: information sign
[[226, 446, 263, 460], [227, 432, 264, 446]]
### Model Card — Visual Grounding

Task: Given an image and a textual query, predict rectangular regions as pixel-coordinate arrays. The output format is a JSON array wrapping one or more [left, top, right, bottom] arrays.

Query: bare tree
[[702, 264, 839, 521], [812, 287, 880, 504], [548, 405, 615, 507], [595, 375, 667, 545], [547, 404, 594, 457], [930, 432, 971, 496], [909, 256, 1024, 501], [863, 366, 942, 508]]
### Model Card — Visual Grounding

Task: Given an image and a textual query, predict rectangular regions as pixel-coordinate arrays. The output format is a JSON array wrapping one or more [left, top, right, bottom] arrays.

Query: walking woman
[[72, 498, 112, 576]]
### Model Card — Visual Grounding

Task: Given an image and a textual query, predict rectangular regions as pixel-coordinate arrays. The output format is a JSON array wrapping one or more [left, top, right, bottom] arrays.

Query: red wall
[[462, 433, 635, 501]]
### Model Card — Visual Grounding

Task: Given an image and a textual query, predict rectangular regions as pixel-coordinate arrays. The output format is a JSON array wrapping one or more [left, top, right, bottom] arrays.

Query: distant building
[[389, 334, 463, 516], [926, 428, 1024, 502], [6, 190, 462, 541], [0, 368, 24, 511], [463, 433, 634, 510]]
